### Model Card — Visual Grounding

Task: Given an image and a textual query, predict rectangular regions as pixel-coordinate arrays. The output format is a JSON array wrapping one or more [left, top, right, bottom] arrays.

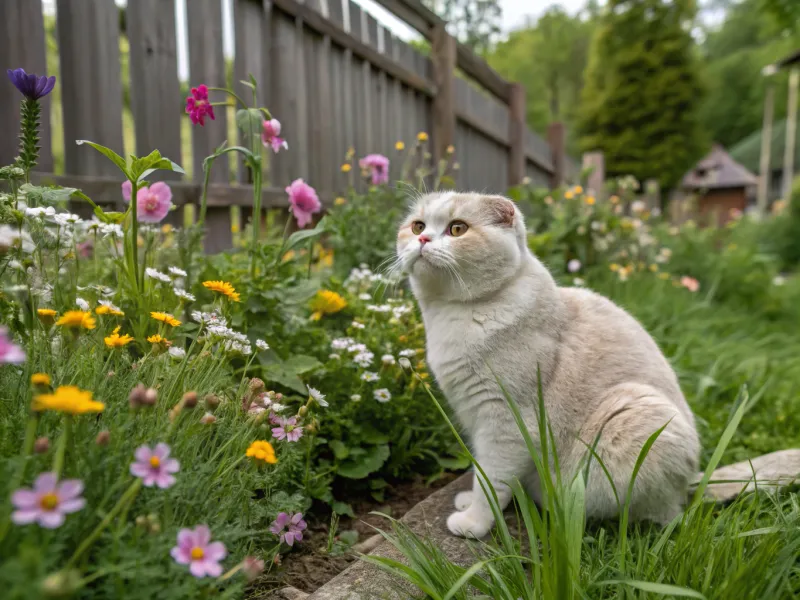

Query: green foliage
[[423, 0, 502, 55], [579, 0, 707, 189]]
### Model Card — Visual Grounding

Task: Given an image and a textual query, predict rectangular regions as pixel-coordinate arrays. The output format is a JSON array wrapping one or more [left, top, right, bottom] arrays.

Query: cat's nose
[[418, 235, 431, 247]]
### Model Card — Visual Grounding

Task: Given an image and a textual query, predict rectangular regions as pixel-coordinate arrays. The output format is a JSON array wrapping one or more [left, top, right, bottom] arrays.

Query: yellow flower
[[346, 147, 355, 159], [151, 312, 181, 327], [585, 196, 596, 206], [398, 335, 408, 343], [446, 144, 455, 154], [95, 305, 124, 317], [161, 224, 173, 234], [564, 190, 574, 200], [56, 310, 96, 330], [31, 373, 51, 386], [231, 223, 240, 234], [246, 440, 277, 465], [334, 196, 347, 206], [282, 250, 296, 262], [395, 141, 405, 151], [341, 163, 352, 173], [33, 385, 105, 415], [317, 247, 334, 268], [649, 264, 659, 272], [202, 280, 241, 303], [574, 186, 583, 194], [37, 308, 57, 324], [417, 132, 429, 142], [658, 272, 670, 280], [310, 290, 347, 321], [609, 263, 620, 272], [147, 334, 169, 345], [104, 326, 134, 348]]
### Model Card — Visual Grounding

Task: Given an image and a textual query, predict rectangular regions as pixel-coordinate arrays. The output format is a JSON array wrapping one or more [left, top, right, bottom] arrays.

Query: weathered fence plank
[[431, 24, 455, 163]]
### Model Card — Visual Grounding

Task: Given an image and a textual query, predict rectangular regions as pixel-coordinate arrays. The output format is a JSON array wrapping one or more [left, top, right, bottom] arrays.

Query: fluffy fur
[[396, 192, 700, 538]]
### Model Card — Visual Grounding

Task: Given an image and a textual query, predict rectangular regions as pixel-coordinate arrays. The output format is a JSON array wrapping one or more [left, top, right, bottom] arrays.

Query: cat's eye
[[411, 221, 426, 235], [448, 221, 469, 237]]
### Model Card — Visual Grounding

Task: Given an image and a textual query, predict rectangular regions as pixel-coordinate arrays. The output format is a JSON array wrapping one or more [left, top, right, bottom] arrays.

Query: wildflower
[[31, 373, 50, 387], [447, 144, 455, 154], [241, 556, 265, 581], [350, 394, 361, 402], [398, 358, 412, 370], [585, 196, 596, 206], [53, 213, 83, 227], [649, 264, 659, 272], [205, 394, 220, 410], [75, 298, 90, 311], [331, 337, 354, 350], [359, 154, 390, 185], [631, 200, 646, 214], [256, 339, 269, 351], [573, 278, 585, 287], [381, 354, 396, 365], [130, 443, 180, 488], [374, 388, 392, 403], [182, 391, 198, 408], [773, 275, 786, 286], [96, 430, 111, 446], [168, 347, 186, 359], [351, 320, 365, 329], [658, 272, 670, 280], [574, 185, 583, 194], [272, 416, 304, 442], [354, 351, 374, 368], [286, 178, 321, 228], [11, 472, 84, 528], [395, 141, 405, 151], [100, 223, 123, 238], [168, 266, 188, 277], [341, 163, 351, 173], [34, 437, 50, 454], [200, 412, 216, 425], [334, 196, 346, 206], [417, 131, 429, 142], [96, 301, 124, 316], [151, 311, 181, 327], [567, 259, 581, 273], [308, 386, 328, 407], [202, 280, 240, 302], [270, 512, 307, 547], [609, 263, 620, 272], [310, 290, 346, 320], [126, 182, 173, 223], [564, 190, 574, 200], [25, 206, 56, 219], [261, 118, 288, 153], [185, 84, 216, 126], [246, 440, 277, 464], [174, 288, 196, 302], [0, 327, 25, 364], [129, 384, 147, 408], [56, 310, 96, 330], [104, 326, 133, 348], [33, 385, 104, 414], [7, 68, 56, 100], [171, 525, 227, 577], [347, 343, 367, 353], [399, 349, 417, 358], [361, 371, 379, 382], [680, 276, 700, 293], [147, 333, 169, 346]]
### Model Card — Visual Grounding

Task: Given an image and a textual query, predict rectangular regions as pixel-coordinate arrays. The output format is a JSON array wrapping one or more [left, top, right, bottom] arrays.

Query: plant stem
[[129, 180, 140, 293], [0, 414, 40, 543], [250, 160, 263, 278], [306, 239, 314, 279], [52, 414, 72, 479]]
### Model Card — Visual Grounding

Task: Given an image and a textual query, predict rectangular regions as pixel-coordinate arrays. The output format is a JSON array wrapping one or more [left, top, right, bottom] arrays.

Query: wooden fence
[[0, 0, 577, 251]]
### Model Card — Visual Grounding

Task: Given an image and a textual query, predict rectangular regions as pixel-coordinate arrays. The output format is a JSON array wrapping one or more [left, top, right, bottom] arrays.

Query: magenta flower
[[272, 416, 304, 442], [130, 443, 180, 488], [137, 182, 173, 223], [171, 525, 227, 578], [121, 179, 132, 202], [0, 327, 25, 364], [11, 472, 85, 528], [185, 84, 215, 126], [270, 512, 307, 546], [285, 179, 321, 229], [7, 68, 56, 100], [261, 119, 288, 153], [359, 154, 390, 185]]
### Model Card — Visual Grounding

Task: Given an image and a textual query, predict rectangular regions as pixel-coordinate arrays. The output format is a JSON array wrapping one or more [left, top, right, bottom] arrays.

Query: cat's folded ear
[[482, 195, 517, 227]]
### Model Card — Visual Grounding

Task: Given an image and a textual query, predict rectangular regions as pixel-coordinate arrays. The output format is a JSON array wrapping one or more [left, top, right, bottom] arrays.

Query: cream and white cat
[[396, 191, 700, 539]]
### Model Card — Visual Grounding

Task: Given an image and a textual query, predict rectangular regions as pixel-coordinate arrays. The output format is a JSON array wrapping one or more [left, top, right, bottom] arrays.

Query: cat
[[395, 191, 700, 539]]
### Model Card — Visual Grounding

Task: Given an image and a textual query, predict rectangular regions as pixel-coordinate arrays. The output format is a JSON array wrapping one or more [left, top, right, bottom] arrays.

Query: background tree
[[424, 0, 503, 55], [579, 0, 706, 189]]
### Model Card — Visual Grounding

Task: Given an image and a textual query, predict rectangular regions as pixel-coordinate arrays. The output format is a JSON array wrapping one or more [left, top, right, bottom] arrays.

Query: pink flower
[[130, 443, 180, 488], [285, 179, 321, 229], [0, 327, 25, 364], [567, 259, 581, 273], [359, 154, 390, 185], [137, 182, 173, 223], [11, 472, 85, 528], [261, 119, 288, 153], [185, 84, 215, 126], [122, 180, 132, 202], [272, 416, 303, 442], [241, 556, 265, 581], [680, 276, 700, 293], [76, 240, 94, 258], [171, 525, 227, 578], [270, 512, 306, 546]]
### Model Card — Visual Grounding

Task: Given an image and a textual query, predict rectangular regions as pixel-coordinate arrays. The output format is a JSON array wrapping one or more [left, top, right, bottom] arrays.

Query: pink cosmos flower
[[261, 119, 288, 153], [285, 178, 321, 229], [11, 472, 85, 528], [130, 443, 180, 488], [185, 84, 215, 126], [272, 416, 303, 442], [171, 525, 227, 578], [121, 181, 173, 223], [0, 327, 25, 364], [359, 154, 390, 185], [270, 512, 307, 546], [680, 276, 700, 293]]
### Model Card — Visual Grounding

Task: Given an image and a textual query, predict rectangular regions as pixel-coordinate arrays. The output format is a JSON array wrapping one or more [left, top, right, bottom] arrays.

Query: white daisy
[[358, 293, 371, 300], [350, 394, 362, 402], [398, 357, 412, 370], [168, 266, 188, 277], [373, 388, 392, 403], [256, 339, 269, 351], [353, 351, 374, 368], [361, 371, 379, 382], [145, 268, 171, 283], [25, 206, 56, 219], [76, 297, 89, 311], [100, 223, 123, 238], [174, 288, 196, 302], [329, 353, 340, 360], [331, 337, 354, 350], [308, 386, 328, 407], [351, 321, 365, 330], [347, 343, 367, 354], [381, 354, 396, 365], [168, 347, 186, 359], [399, 349, 417, 358]]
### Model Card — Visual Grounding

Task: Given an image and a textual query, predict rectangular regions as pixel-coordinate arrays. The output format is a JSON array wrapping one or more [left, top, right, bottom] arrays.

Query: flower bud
[[34, 436, 50, 454], [248, 378, 265, 395], [204, 393, 220, 410], [399, 357, 412, 370], [41, 569, 82, 598], [95, 430, 110, 446], [128, 383, 147, 408], [200, 412, 217, 425], [242, 556, 265, 581], [182, 391, 198, 409], [142, 388, 158, 406], [298, 406, 308, 418]]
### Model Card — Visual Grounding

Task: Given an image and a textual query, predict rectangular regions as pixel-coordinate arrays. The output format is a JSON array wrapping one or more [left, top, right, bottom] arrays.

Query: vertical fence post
[[582, 151, 605, 196], [507, 82, 526, 186], [431, 23, 456, 166], [782, 66, 798, 205], [547, 122, 565, 189]]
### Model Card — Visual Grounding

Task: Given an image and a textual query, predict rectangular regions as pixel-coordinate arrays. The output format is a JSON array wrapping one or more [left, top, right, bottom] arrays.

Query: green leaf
[[261, 364, 308, 395], [93, 207, 125, 224], [235, 108, 264, 139], [597, 580, 706, 599], [337, 444, 390, 479], [329, 440, 350, 460], [285, 217, 328, 252], [360, 426, 390, 445], [437, 456, 471, 470], [278, 279, 320, 305], [331, 502, 355, 518], [76, 140, 129, 177], [20, 184, 78, 206], [283, 354, 322, 375]]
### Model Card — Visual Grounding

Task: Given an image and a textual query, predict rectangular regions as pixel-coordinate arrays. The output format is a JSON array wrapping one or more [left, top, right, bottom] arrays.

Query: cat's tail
[[691, 449, 800, 503]]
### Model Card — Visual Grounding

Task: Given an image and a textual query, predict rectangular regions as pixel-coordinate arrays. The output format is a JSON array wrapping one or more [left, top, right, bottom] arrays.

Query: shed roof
[[681, 144, 758, 190]]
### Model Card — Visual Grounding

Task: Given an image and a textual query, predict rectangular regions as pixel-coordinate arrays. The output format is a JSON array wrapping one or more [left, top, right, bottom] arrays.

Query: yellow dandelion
[[282, 249, 296, 262], [104, 326, 134, 348], [417, 131, 429, 142], [147, 334, 170, 345], [33, 385, 105, 415], [564, 190, 574, 200], [246, 440, 277, 465], [317, 247, 334, 268], [585, 196, 596, 206], [95, 305, 125, 317], [150, 312, 181, 327], [609, 263, 620, 272], [310, 290, 347, 321], [202, 280, 241, 303], [31, 373, 51, 386], [574, 186, 583, 194], [56, 310, 96, 330], [334, 196, 347, 206], [37, 308, 57, 324], [395, 141, 405, 151], [341, 163, 352, 173]]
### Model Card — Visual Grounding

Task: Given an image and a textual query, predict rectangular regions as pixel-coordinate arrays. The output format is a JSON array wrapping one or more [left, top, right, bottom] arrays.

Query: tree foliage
[[424, 0, 502, 55]]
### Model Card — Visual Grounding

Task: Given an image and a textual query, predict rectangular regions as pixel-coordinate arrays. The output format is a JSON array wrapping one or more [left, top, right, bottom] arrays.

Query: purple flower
[[185, 84, 215, 126], [272, 416, 303, 442], [0, 327, 25, 364], [11, 472, 85, 528], [359, 154, 390, 185], [285, 179, 321, 229], [261, 119, 288, 153], [171, 525, 227, 577], [270, 512, 307, 546], [7, 68, 56, 100], [130, 443, 180, 488]]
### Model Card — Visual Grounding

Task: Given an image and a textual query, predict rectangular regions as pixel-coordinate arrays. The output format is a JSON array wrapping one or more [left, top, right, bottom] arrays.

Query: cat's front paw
[[454, 490, 473, 511], [446, 510, 492, 539]]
